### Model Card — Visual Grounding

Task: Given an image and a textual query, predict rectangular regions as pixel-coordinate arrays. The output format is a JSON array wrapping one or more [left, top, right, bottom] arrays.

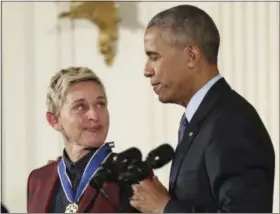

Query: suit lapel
[[33, 163, 59, 212], [77, 182, 119, 212], [169, 78, 231, 192], [35, 163, 99, 213], [77, 184, 99, 212]]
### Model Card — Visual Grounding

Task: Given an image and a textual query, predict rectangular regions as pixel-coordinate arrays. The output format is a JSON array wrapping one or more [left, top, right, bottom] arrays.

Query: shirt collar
[[63, 148, 98, 172], [185, 74, 222, 122]]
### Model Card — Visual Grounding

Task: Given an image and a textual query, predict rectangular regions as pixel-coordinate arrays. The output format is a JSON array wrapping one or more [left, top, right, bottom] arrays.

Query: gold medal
[[65, 203, 78, 213]]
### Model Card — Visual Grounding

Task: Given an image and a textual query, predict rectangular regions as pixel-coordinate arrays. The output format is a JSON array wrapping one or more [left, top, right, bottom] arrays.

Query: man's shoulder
[[213, 87, 259, 120], [204, 88, 268, 141], [199, 78, 258, 126]]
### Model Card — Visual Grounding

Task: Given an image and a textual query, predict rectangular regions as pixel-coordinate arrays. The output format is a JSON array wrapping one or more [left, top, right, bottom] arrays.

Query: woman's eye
[[96, 102, 106, 108], [74, 104, 86, 111]]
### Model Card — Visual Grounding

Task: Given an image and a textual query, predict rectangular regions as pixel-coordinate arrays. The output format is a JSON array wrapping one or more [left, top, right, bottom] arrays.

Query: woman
[[27, 67, 136, 213]]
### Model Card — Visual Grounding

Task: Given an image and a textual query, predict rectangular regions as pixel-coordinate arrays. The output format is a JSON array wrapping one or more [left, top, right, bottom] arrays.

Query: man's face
[[144, 27, 196, 105], [54, 81, 109, 148]]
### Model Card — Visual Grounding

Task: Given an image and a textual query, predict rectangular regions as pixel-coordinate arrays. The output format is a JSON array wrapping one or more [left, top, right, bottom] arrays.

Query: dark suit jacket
[[165, 78, 275, 213], [27, 160, 133, 213]]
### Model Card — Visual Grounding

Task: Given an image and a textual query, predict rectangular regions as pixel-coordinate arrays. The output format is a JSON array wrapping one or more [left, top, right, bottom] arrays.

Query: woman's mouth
[[86, 125, 103, 132]]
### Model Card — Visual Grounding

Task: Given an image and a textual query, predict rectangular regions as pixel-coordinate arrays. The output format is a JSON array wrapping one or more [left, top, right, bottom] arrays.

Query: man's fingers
[[139, 177, 153, 185], [132, 194, 144, 201], [47, 160, 55, 165], [138, 177, 165, 192], [152, 176, 167, 190], [138, 178, 157, 191], [47, 156, 61, 165], [130, 201, 142, 212], [154, 177, 164, 186], [132, 184, 141, 193], [130, 197, 145, 212]]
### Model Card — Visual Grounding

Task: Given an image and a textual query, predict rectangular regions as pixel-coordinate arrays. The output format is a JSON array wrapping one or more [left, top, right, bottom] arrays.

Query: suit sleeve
[[163, 199, 194, 213], [205, 115, 275, 212], [164, 196, 206, 212]]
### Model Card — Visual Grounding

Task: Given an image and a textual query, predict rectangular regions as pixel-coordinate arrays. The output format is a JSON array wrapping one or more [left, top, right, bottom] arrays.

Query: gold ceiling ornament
[[58, 2, 121, 66]]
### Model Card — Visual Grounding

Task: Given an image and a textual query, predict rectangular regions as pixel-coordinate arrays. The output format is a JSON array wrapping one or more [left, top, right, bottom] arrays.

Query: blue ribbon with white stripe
[[57, 142, 113, 204]]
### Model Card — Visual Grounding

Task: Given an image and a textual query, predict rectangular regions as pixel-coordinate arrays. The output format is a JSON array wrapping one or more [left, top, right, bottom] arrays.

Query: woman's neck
[[64, 143, 90, 163]]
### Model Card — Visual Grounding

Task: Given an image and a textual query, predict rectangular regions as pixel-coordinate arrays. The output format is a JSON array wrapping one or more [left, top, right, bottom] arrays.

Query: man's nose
[[144, 63, 155, 78]]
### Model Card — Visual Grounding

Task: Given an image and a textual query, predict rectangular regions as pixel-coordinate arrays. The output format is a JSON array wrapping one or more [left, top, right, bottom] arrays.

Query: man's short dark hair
[[147, 5, 220, 64]]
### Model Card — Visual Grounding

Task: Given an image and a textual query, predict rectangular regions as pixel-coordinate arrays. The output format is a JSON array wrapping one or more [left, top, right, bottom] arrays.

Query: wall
[[1, 1, 279, 212]]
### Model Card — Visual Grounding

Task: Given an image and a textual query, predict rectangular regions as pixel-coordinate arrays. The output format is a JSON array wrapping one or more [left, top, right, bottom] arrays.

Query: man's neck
[[181, 66, 219, 107]]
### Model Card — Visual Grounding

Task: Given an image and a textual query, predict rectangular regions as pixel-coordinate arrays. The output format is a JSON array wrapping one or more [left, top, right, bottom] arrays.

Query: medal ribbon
[[58, 142, 113, 204]]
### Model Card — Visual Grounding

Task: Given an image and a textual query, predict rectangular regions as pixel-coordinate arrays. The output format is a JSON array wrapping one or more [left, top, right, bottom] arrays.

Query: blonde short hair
[[46, 66, 107, 117]]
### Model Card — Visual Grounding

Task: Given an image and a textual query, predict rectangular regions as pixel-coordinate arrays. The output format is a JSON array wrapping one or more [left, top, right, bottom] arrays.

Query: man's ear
[[46, 112, 62, 131], [184, 44, 201, 69]]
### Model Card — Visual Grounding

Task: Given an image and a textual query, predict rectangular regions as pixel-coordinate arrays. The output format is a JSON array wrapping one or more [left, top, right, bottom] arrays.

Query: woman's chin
[[82, 140, 105, 148]]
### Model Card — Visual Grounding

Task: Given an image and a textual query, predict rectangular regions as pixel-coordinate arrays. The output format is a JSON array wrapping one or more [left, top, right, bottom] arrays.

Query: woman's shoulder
[[28, 160, 59, 182]]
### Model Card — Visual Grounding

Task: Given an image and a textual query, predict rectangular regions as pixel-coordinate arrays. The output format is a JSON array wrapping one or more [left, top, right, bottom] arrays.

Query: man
[[130, 4, 275, 213]]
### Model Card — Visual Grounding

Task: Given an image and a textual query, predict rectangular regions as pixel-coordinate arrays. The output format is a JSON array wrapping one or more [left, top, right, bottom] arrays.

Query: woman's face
[[53, 81, 109, 148]]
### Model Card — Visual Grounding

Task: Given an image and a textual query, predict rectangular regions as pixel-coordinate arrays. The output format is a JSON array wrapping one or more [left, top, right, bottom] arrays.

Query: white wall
[[1, 1, 279, 212]]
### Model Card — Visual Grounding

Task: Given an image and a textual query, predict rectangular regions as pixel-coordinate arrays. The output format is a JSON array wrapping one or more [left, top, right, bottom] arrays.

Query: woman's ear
[[46, 112, 62, 131]]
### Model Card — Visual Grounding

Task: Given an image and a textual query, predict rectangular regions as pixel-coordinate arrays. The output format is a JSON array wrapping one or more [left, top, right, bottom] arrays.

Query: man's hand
[[47, 156, 61, 165], [130, 176, 170, 213]]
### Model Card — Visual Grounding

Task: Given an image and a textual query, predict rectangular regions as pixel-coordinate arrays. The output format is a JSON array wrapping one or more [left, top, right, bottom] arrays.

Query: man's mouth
[[152, 83, 161, 94]]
